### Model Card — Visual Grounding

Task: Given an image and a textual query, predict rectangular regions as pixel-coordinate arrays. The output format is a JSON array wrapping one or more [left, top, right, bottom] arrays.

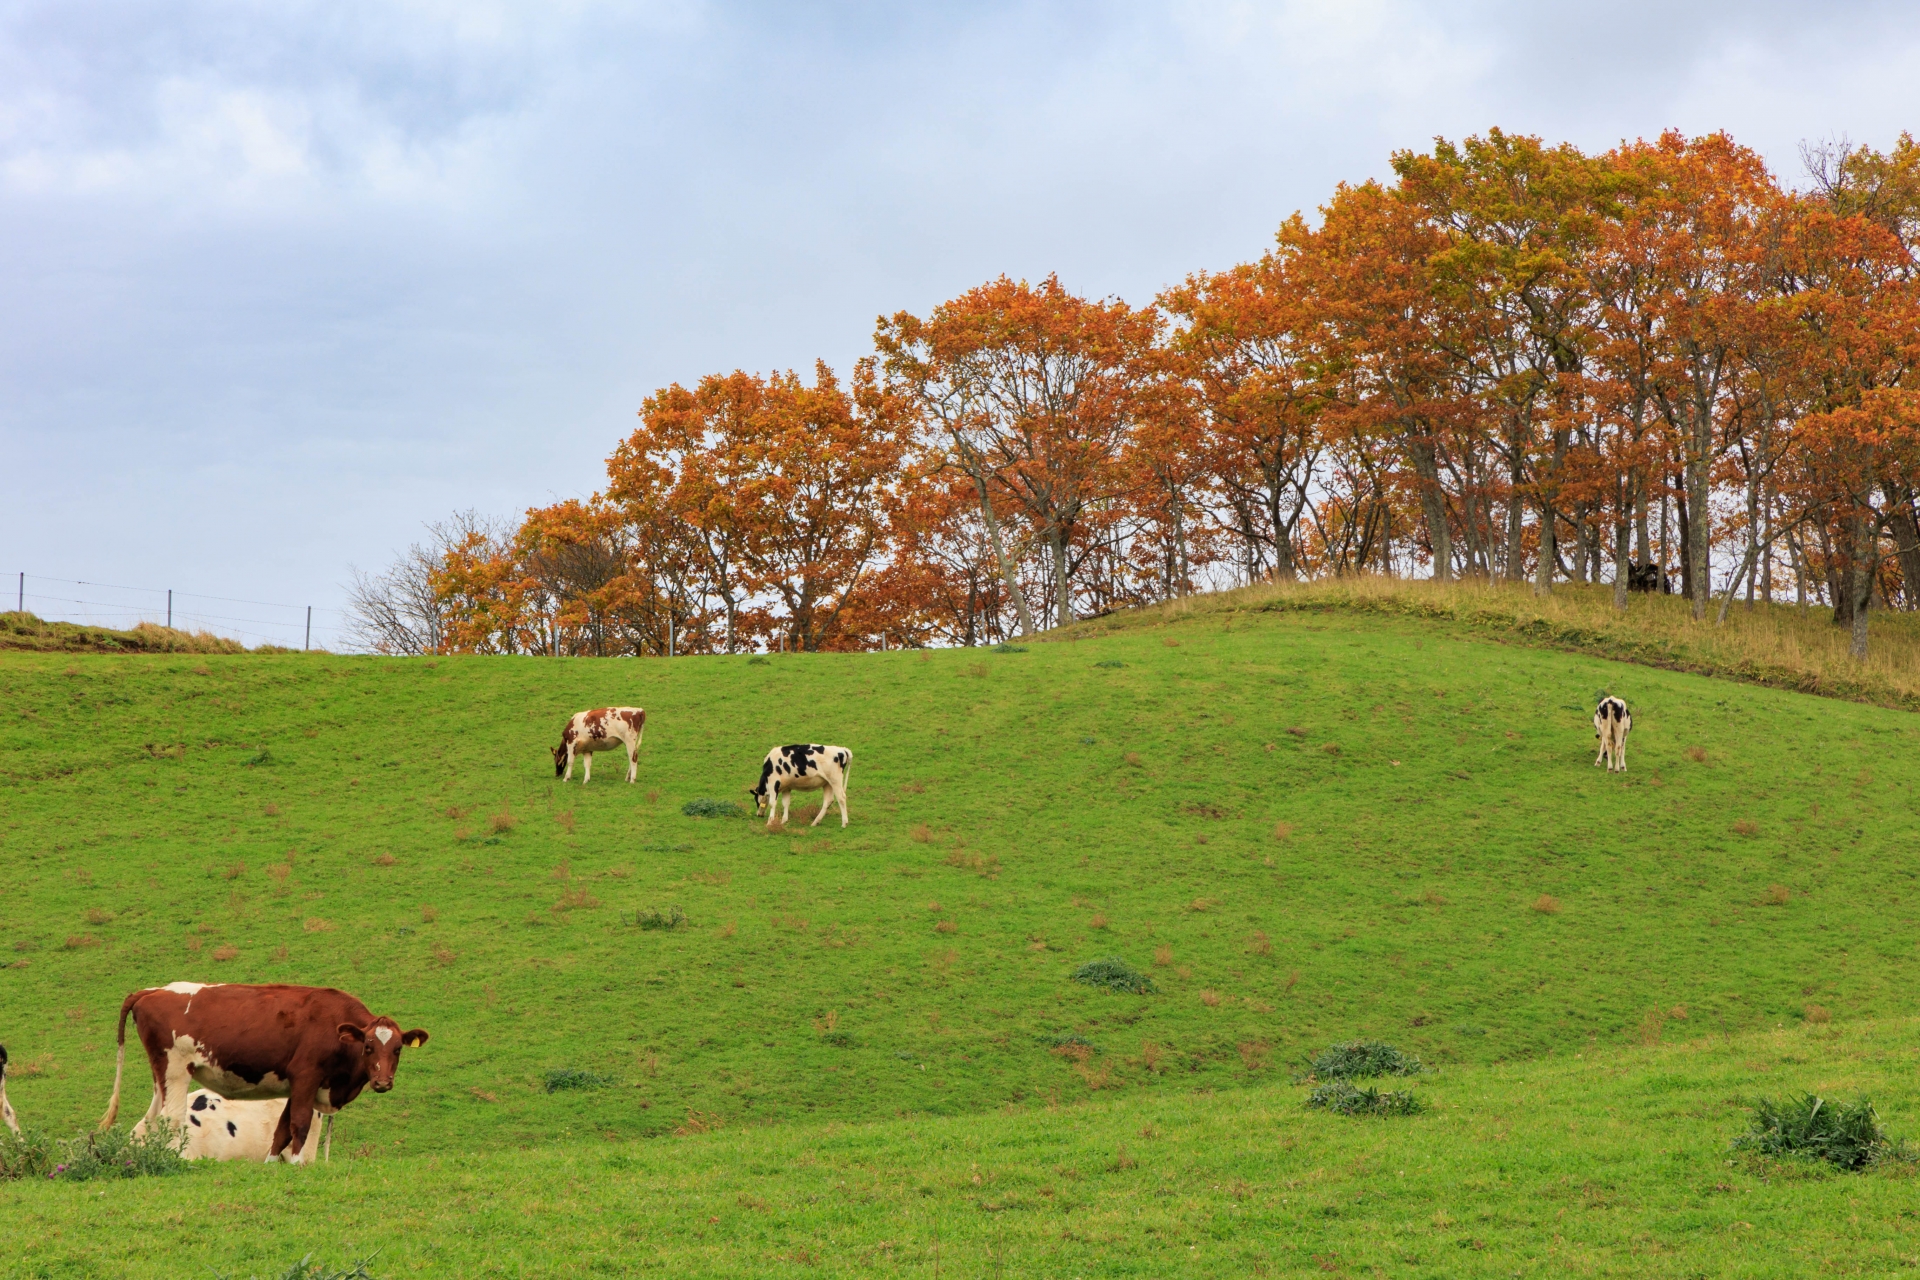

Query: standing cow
[[100, 982, 426, 1163], [551, 707, 646, 783], [1, 1043, 16, 1136], [748, 744, 852, 828], [1593, 696, 1632, 773]]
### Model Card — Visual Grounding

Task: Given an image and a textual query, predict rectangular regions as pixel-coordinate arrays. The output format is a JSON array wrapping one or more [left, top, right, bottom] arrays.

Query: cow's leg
[[1594, 728, 1607, 767], [767, 782, 781, 828], [626, 741, 638, 783], [836, 776, 849, 827], [582, 751, 592, 784], [275, 1083, 319, 1163], [147, 1042, 196, 1140], [563, 747, 575, 783]]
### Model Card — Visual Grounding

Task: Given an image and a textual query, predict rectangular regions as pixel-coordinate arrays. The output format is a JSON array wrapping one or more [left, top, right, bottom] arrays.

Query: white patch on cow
[[161, 982, 208, 995], [374, 1026, 393, 1045]]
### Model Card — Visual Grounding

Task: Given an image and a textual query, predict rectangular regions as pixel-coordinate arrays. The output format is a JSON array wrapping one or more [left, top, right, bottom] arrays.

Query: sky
[[3, 0, 1917, 648]]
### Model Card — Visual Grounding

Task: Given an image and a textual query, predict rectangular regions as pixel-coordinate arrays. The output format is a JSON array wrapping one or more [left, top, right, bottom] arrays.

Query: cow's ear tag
[[402, 1029, 430, 1049], [337, 1023, 367, 1045]]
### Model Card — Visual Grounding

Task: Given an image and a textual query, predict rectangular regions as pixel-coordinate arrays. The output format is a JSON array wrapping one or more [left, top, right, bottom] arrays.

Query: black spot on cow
[[834, 749, 849, 768], [781, 744, 819, 775], [227, 1120, 238, 1137], [191, 1094, 210, 1112]]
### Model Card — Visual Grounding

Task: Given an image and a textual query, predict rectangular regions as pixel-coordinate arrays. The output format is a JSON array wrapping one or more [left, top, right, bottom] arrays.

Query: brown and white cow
[[1593, 695, 1632, 773], [180, 1091, 332, 1164], [552, 707, 646, 783], [747, 744, 852, 828], [1, 1043, 16, 1136], [100, 982, 426, 1163]]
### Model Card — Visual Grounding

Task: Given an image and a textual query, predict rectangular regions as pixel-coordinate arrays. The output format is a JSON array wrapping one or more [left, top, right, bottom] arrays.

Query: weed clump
[[1072, 957, 1156, 995], [1733, 1093, 1900, 1171], [1309, 1040, 1423, 1080], [1306, 1080, 1425, 1117], [0, 1123, 191, 1182], [993, 643, 1028, 653], [1093, 659, 1126, 668], [543, 1068, 615, 1094], [631, 905, 687, 931], [683, 798, 744, 818], [214, 1254, 384, 1280]]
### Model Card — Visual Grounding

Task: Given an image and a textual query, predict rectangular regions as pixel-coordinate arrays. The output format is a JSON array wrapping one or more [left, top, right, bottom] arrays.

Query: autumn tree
[[878, 275, 1160, 631]]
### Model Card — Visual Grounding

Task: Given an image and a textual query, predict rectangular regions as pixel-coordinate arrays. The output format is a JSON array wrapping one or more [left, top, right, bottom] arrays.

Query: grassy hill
[[3, 598, 1918, 1274]]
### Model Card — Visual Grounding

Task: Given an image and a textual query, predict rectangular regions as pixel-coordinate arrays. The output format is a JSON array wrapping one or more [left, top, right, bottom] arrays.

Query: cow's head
[[338, 1018, 429, 1092], [747, 759, 774, 812], [551, 744, 569, 778]]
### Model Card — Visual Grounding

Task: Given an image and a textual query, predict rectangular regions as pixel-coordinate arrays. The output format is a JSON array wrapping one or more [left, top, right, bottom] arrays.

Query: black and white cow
[[1, 1043, 16, 1136], [1593, 696, 1632, 773], [180, 1091, 331, 1164], [748, 744, 852, 828]]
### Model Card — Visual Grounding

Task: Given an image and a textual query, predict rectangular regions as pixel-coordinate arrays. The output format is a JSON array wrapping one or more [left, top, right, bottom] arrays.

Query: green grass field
[[3, 602, 1918, 1275]]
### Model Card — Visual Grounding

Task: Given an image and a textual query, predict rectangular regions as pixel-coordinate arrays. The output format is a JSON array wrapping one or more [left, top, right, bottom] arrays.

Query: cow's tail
[[98, 991, 141, 1131]]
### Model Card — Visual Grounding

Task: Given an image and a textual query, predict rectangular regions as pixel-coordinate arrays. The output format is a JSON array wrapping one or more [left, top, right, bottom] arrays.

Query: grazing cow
[[180, 1091, 332, 1164], [1, 1043, 16, 1136], [100, 982, 426, 1163], [1627, 562, 1669, 594], [748, 744, 852, 828], [1593, 696, 1632, 773], [551, 707, 646, 783]]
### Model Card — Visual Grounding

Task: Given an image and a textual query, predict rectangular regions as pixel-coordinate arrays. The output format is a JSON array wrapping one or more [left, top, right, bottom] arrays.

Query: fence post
[[166, 589, 172, 629], [305, 606, 311, 652], [16, 571, 21, 614], [668, 614, 674, 659]]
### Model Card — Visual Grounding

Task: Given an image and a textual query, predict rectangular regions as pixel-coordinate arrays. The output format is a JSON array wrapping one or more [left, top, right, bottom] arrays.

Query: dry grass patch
[[63, 934, 99, 950], [489, 808, 518, 835], [1423, 888, 1448, 906], [1237, 1040, 1270, 1071], [222, 861, 247, 880], [1685, 746, 1709, 763], [371, 852, 397, 867], [910, 823, 931, 843], [1088, 913, 1108, 930], [433, 945, 456, 966], [1766, 884, 1792, 906], [1804, 1003, 1833, 1024], [555, 809, 576, 834], [212, 944, 239, 961], [1247, 930, 1272, 956], [1199, 989, 1222, 1007], [1532, 894, 1562, 915], [263, 802, 281, 818], [303, 918, 333, 933], [933, 920, 957, 934], [1152, 945, 1173, 966], [1733, 818, 1759, 837], [421, 905, 439, 923], [83, 907, 113, 926]]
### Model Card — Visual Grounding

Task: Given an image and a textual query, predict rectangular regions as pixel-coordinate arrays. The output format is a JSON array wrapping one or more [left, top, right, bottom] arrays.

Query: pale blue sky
[[3, 1, 1916, 647]]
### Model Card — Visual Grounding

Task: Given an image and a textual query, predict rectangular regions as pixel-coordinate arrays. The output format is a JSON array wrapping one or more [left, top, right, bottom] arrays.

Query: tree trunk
[[1050, 526, 1074, 630], [1892, 498, 1920, 610], [1686, 456, 1712, 622], [1849, 514, 1875, 659], [1674, 480, 1693, 604], [1534, 498, 1555, 596], [1612, 506, 1628, 614], [1406, 436, 1452, 582], [972, 471, 1034, 638]]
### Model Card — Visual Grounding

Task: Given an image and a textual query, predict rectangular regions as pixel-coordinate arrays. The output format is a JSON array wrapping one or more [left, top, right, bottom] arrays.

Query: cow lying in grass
[[1, 1043, 16, 1136], [748, 744, 852, 828], [181, 1091, 331, 1163], [551, 707, 646, 783], [1594, 696, 1632, 772]]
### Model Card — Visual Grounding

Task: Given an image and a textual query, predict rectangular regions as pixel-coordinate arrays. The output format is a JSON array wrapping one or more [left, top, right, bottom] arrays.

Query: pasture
[[2, 602, 1918, 1274]]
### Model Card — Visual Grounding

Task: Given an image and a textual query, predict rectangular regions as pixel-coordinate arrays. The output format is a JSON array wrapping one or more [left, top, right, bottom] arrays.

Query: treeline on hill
[[349, 129, 1920, 660]]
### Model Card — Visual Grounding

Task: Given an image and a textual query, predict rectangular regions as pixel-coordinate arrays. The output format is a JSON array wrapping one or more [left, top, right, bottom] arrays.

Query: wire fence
[[9, 572, 351, 651]]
